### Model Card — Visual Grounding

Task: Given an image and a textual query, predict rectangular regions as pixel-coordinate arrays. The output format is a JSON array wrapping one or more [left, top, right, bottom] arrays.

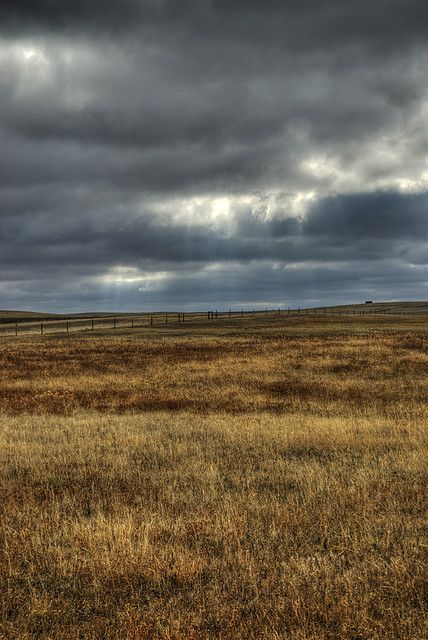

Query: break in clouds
[[1, 1, 428, 311]]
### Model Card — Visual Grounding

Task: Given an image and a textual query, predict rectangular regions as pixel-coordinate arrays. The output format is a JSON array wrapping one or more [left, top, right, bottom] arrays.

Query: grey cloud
[[1, 2, 428, 311], [1, 188, 427, 280], [305, 191, 428, 240], [0, 2, 426, 199], [0, 0, 144, 35], [3, 258, 428, 313], [1, 2, 427, 54]]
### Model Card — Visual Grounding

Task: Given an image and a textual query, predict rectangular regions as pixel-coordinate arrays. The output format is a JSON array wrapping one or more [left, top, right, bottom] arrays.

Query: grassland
[[1, 299, 428, 335], [0, 315, 427, 639]]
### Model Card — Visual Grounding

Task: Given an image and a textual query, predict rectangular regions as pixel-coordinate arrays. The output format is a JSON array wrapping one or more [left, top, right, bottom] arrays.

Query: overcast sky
[[1, 1, 428, 312]]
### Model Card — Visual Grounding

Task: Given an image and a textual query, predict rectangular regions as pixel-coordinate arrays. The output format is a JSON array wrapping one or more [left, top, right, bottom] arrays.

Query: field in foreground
[[0, 315, 427, 639]]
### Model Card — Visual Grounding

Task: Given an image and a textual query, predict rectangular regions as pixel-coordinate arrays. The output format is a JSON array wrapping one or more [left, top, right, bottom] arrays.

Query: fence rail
[[0, 305, 425, 339]]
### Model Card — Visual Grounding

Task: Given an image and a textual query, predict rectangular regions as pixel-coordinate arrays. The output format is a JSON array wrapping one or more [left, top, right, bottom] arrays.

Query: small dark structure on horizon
[[365, 300, 373, 304]]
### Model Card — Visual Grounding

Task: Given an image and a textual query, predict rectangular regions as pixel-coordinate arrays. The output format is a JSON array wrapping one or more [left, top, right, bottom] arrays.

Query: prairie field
[[0, 314, 427, 639]]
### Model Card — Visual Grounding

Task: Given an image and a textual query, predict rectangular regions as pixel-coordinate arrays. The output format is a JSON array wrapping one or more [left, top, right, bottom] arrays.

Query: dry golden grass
[[0, 315, 427, 417], [0, 316, 427, 639]]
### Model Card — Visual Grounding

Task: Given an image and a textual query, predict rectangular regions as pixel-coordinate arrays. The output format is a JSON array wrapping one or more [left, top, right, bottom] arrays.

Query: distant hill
[[323, 301, 428, 314], [0, 310, 59, 322], [1, 301, 428, 324], [0, 310, 126, 324]]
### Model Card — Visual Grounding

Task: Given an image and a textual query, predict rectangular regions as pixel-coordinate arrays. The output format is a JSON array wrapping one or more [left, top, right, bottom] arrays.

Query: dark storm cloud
[[1, 1, 428, 52], [0, 0, 144, 34], [0, 1, 427, 310], [1, 1, 426, 193], [305, 192, 428, 241], [3, 258, 428, 313], [1, 188, 427, 273]]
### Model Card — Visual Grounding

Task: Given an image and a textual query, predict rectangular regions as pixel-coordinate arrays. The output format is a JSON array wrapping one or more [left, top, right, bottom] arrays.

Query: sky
[[1, 0, 428, 312]]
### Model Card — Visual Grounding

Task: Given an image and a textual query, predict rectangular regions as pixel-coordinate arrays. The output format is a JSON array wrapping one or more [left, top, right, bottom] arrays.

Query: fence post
[[215, 310, 218, 319], [241, 309, 244, 317], [15, 323, 18, 336], [131, 317, 134, 328], [67, 321, 69, 333], [91, 318, 94, 331], [229, 309, 231, 318], [114, 317, 116, 329], [182, 313, 185, 322], [150, 315, 153, 326], [165, 314, 168, 324], [41, 322, 43, 335]]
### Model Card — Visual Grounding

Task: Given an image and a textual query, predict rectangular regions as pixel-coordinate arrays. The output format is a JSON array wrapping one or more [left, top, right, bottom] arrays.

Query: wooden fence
[[0, 305, 420, 338]]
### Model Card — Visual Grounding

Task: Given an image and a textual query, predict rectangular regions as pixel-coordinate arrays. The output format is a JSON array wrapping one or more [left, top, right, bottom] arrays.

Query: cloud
[[305, 191, 428, 240], [1, 189, 427, 310], [1, 2, 427, 53], [0, 2, 427, 310]]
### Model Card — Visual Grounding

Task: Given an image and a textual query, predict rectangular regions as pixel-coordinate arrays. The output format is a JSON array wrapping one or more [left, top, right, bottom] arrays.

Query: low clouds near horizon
[[1, 1, 428, 311]]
